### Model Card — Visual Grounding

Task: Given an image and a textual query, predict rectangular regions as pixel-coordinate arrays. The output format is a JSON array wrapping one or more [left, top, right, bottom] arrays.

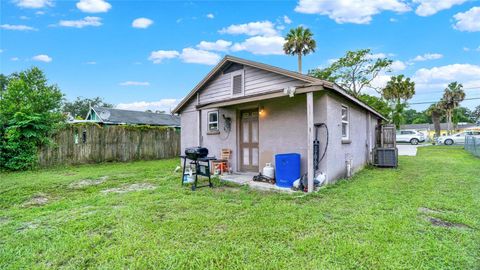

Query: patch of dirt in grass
[[427, 217, 470, 229], [418, 207, 443, 214], [17, 221, 40, 232], [213, 186, 241, 192], [0, 217, 10, 225], [69, 176, 108, 189], [101, 183, 157, 194], [22, 194, 49, 207]]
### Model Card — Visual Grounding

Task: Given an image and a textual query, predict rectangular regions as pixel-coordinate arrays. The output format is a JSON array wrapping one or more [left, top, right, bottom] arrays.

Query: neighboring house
[[84, 107, 180, 127], [173, 55, 385, 190], [400, 123, 478, 138]]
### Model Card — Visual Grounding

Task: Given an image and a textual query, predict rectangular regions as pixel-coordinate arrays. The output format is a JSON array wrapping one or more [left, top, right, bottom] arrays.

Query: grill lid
[[185, 147, 209, 160]]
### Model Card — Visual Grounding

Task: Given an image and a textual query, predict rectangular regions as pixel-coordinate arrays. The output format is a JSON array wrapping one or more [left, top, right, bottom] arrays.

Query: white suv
[[396, 130, 425, 145], [437, 130, 480, 145]]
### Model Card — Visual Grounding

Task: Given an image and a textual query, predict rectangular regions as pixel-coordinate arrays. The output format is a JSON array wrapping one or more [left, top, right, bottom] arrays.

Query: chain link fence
[[465, 136, 480, 157]]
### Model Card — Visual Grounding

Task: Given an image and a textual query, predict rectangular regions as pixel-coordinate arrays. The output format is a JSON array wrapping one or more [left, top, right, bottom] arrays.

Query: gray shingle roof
[[92, 107, 180, 126]]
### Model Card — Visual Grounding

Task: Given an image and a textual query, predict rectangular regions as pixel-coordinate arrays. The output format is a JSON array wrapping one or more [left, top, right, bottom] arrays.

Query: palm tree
[[283, 26, 316, 73], [441, 82, 465, 134], [426, 103, 444, 138], [381, 75, 415, 128]]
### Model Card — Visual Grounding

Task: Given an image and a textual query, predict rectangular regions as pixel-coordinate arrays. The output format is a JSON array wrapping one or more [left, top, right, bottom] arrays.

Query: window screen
[[232, 74, 242, 95]]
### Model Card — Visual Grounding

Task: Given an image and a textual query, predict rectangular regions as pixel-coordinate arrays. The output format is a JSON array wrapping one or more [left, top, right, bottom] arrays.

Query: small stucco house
[[172, 56, 385, 190]]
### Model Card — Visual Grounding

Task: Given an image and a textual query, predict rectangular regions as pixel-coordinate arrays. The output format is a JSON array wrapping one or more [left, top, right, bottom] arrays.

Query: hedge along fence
[[38, 123, 180, 167]]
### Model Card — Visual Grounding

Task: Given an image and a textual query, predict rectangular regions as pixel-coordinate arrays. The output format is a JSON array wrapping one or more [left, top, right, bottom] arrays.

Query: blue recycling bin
[[275, 153, 301, 188]]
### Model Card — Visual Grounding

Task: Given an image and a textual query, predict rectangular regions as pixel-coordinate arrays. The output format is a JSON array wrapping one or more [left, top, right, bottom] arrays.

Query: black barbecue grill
[[180, 147, 216, 190]]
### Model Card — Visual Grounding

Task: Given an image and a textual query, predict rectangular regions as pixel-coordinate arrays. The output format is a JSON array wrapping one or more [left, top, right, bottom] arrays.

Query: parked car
[[437, 130, 480, 145], [396, 129, 425, 145]]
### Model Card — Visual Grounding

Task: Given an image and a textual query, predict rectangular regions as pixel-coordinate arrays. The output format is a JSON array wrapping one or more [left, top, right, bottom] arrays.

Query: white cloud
[[196, 40, 232, 52], [32, 54, 52, 62], [366, 52, 388, 59], [180, 48, 221, 65], [0, 49, 3, 53], [35, 10, 45, 15], [368, 74, 392, 94], [283, 15, 292, 24], [453, 7, 480, 32], [231, 35, 285, 55], [116, 99, 178, 113], [85, 61, 96, 64], [58, 16, 102, 28], [413, 64, 480, 85], [119, 81, 150, 86], [11, 57, 20, 61], [14, 0, 52, 8], [412, 53, 443, 62], [294, 0, 410, 24], [389, 17, 398, 22], [219, 21, 277, 36], [132, 17, 153, 29], [412, 63, 480, 109], [20, 16, 30, 20], [413, 0, 467, 16], [148, 50, 180, 64], [391, 60, 407, 71], [206, 13, 214, 19], [0, 24, 37, 31], [76, 0, 111, 13]]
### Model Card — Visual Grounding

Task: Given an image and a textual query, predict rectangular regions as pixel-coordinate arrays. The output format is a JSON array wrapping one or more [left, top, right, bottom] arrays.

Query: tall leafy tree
[[63, 97, 113, 119], [283, 26, 316, 74], [309, 49, 392, 97], [0, 74, 8, 99], [358, 94, 392, 119], [440, 82, 465, 134], [472, 105, 480, 123], [0, 67, 64, 170], [426, 103, 445, 137], [381, 75, 415, 128], [453, 107, 473, 124], [404, 109, 431, 124]]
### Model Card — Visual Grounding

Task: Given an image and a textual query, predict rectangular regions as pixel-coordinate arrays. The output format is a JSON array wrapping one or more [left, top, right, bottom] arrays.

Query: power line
[[414, 87, 480, 94], [408, 97, 480, 105]]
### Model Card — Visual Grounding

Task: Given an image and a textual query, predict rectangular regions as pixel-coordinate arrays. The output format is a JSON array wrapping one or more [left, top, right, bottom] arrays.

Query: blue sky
[[1, 0, 479, 113]]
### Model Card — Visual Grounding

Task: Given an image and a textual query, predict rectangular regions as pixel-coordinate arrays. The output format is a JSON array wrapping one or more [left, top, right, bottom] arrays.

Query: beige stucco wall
[[258, 95, 308, 174], [200, 107, 238, 171], [321, 93, 374, 183], [180, 91, 380, 183]]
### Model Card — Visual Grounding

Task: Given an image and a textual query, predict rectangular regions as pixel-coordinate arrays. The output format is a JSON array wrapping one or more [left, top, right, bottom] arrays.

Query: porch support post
[[306, 92, 314, 193], [197, 93, 202, 146]]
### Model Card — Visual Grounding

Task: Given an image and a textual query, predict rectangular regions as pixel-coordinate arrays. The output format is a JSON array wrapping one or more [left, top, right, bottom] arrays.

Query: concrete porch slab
[[219, 173, 295, 193]]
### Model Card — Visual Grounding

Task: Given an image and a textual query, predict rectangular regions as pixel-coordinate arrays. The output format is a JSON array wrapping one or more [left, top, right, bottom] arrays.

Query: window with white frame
[[341, 105, 349, 140], [208, 111, 219, 132]]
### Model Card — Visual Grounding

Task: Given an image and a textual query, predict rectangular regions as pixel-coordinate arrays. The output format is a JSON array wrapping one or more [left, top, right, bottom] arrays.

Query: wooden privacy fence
[[39, 124, 180, 167]]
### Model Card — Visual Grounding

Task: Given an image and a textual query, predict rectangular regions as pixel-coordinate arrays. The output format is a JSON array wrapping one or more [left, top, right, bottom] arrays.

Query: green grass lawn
[[1, 146, 479, 269]]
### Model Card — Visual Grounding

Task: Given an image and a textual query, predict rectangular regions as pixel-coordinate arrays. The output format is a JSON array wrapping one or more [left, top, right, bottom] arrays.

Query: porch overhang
[[196, 85, 325, 110]]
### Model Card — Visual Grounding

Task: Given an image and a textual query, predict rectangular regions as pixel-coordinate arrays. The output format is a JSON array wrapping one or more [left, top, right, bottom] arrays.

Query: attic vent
[[232, 74, 243, 95]]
